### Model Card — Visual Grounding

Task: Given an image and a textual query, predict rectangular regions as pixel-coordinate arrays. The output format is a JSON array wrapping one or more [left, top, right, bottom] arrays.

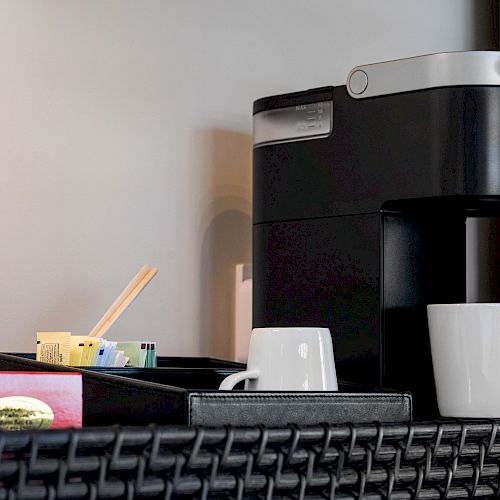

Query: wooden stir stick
[[88, 265, 158, 338]]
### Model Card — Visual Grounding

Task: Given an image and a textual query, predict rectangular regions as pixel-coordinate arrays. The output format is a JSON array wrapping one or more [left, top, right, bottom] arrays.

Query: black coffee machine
[[252, 51, 500, 418]]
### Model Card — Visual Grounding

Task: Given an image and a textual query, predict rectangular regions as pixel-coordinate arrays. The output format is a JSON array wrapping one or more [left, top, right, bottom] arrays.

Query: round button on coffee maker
[[348, 69, 368, 95]]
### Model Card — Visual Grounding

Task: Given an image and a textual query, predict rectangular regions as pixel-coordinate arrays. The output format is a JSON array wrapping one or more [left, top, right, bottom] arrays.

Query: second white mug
[[219, 327, 338, 391], [428, 303, 500, 417]]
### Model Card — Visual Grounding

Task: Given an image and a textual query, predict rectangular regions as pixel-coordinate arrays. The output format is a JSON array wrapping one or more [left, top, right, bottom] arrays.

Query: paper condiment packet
[[36, 332, 71, 366]]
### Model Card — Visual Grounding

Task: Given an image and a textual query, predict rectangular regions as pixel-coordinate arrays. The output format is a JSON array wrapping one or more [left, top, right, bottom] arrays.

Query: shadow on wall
[[199, 128, 252, 360]]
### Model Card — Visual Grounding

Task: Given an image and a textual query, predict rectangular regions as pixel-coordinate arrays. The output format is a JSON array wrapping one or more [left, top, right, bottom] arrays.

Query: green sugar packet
[[115, 342, 148, 368]]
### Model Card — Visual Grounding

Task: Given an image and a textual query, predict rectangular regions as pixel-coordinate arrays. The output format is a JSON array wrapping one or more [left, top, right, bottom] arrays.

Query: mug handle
[[219, 369, 260, 390]]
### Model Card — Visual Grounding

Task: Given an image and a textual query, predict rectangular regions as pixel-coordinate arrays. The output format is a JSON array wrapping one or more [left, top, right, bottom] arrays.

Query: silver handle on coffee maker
[[347, 51, 500, 99]]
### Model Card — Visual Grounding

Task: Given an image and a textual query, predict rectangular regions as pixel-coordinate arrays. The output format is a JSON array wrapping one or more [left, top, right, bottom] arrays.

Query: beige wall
[[0, 0, 494, 357]]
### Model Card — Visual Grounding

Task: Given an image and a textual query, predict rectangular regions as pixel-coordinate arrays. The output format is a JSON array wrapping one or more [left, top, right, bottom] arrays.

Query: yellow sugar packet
[[69, 336, 89, 366], [88, 339, 102, 366], [80, 338, 102, 366], [36, 332, 71, 366]]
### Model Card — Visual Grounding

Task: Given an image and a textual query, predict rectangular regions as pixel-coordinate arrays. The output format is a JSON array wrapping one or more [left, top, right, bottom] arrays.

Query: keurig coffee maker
[[252, 51, 500, 418]]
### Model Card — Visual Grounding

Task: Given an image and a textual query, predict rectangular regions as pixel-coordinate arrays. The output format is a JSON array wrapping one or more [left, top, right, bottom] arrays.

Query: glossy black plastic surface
[[254, 86, 500, 225], [253, 215, 380, 384]]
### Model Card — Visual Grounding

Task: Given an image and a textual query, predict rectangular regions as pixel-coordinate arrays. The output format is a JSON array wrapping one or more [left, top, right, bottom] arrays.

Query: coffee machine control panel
[[253, 100, 333, 148], [347, 51, 500, 99]]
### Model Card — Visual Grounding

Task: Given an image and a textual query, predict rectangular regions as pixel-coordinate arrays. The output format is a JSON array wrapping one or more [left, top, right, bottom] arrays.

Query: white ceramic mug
[[427, 303, 500, 417], [219, 327, 338, 391]]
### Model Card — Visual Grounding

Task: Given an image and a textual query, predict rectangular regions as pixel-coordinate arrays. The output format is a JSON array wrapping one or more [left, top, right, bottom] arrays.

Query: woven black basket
[[1, 420, 500, 499]]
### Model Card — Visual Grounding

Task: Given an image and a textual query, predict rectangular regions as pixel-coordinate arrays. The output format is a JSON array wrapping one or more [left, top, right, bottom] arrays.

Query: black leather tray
[[0, 353, 412, 426], [8, 353, 244, 389], [10, 352, 244, 368]]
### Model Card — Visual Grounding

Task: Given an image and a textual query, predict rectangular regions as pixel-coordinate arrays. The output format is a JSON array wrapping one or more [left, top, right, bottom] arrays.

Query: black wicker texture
[[0, 421, 499, 499]]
